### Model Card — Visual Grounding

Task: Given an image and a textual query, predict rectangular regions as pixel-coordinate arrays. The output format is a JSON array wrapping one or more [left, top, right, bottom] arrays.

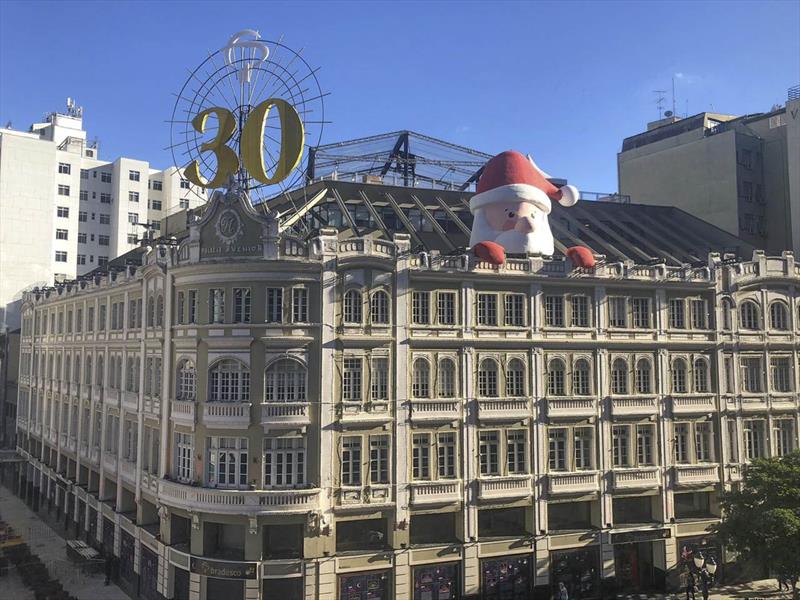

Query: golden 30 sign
[[170, 30, 326, 197]]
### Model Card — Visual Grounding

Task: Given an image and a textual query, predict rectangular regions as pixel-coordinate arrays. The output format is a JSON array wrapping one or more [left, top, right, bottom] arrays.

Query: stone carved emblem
[[215, 208, 243, 245]]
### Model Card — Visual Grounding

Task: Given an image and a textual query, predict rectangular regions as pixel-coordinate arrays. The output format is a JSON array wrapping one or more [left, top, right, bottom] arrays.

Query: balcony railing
[[673, 463, 720, 487], [260, 402, 311, 429], [409, 480, 462, 505], [158, 479, 320, 515], [477, 398, 530, 422], [171, 400, 196, 428], [740, 395, 768, 412], [409, 399, 460, 423], [611, 396, 658, 417], [477, 475, 532, 501], [338, 485, 392, 507], [202, 402, 252, 429], [672, 395, 715, 415], [548, 471, 600, 496], [612, 467, 661, 490], [339, 402, 392, 427], [546, 398, 596, 419]]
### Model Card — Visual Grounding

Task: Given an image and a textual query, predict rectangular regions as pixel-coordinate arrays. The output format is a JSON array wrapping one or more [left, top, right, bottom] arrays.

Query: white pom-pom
[[558, 185, 579, 207]]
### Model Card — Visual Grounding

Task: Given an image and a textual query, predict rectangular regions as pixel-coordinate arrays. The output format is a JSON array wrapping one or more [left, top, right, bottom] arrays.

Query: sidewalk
[[618, 578, 795, 599], [0, 484, 129, 600]]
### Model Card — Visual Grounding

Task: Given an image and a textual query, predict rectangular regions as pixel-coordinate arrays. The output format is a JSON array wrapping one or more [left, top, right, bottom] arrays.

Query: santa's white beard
[[469, 209, 555, 256]]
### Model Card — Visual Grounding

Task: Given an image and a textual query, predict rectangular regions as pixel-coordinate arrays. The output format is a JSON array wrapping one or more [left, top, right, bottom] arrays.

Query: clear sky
[[1, 0, 798, 193]]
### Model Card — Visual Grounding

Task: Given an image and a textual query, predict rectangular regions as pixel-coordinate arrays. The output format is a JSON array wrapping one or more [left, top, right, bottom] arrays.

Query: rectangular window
[[78, 211, 87, 222], [58, 162, 71, 174], [669, 299, 686, 329], [57, 206, 69, 218], [632, 298, 650, 329], [55, 229, 68, 240], [100, 193, 112, 204], [174, 432, 193, 482], [674, 423, 690, 463], [77, 254, 86, 265], [179, 198, 190, 209], [479, 430, 500, 475], [149, 199, 162, 210], [127, 212, 138, 224], [98, 305, 106, 330], [370, 436, 390, 484], [152, 180, 163, 191], [98, 235, 109, 245], [438, 432, 457, 479], [637, 424, 654, 465], [292, 288, 308, 323], [775, 420, 795, 457], [101, 171, 112, 183], [233, 288, 251, 323], [80, 168, 88, 179], [58, 184, 70, 196], [129, 170, 140, 181], [477, 293, 498, 326], [571, 295, 589, 327], [612, 425, 630, 467], [266, 287, 283, 323], [79, 190, 88, 201], [263, 436, 305, 487], [744, 420, 765, 460], [545, 295, 564, 327], [412, 434, 431, 480], [341, 436, 361, 486], [343, 358, 362, 401], [128, 191, 139, 203], [370, 358, 388, 401], [180, 179, 190, 189], [188, 290, 197, 324], [99, 214, 110, 224], [695, 422, 713, 462], [741, 357, 763, 393], [506, 430, 526, 474], [505, 294, 525, 326], [55, 251, 67, 262], [412, 291, 430, 324], [437, 291, 456, 325], [691, 299, 707, 329], [574, 427, 593, 470], [77, 232, 87, 244], [770, 357, 792, 392], [176, 291, 185, 325], [209, 288, 225, 323], [207, 437, 248, 488], [127, 234, 137, 244], [548, 428, 567, 471], [608, 297, 627, 328]]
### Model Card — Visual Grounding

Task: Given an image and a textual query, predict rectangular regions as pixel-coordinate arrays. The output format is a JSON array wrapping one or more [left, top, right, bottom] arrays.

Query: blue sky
[[1, 0, 798, 193]]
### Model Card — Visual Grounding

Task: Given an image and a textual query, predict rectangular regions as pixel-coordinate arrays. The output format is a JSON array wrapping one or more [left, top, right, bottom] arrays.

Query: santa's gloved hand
[[473, 241, 506, 265], [566, 246, 595, 268]]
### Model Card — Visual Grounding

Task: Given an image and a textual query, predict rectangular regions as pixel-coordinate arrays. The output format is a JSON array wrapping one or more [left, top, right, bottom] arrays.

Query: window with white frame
[[437, 291, 456, 325], [188, 290, 197, 324], [771, 357, 792, 392], [438, 358, 456, 398], [129, 170, 140, 181], [478, 359, 499, 397], [573, 359, 591, 395], [506, 358, 525, 397], [632, 297, 651, 329], [693, 359, 709, 393], [437, 432, 457, 478], [769, 302, 788, 330], [669, 299, 686, 329], [636, 425, 655, 465], [690, 299, 707, 329], [774, 419, 796, 456], [544, 295, 564, 327], [479, 428, 527, 476], [547, 359, 566, 396], [611, 359, 628, 394], [674, 423, 690, 463], [371, 290, 390, 324], [265, 359, 307, 402], [571, 295, 590, 327], [608, 297, 627, 328], [412, 433, 431, 480], [549, 428, 567, 470], [741, 357, 763, 393], [176, 360, 196, 400], [292, 287, 308, 323], [209, 288, 225, 323], [412, 358, 431, 398], [722, 299, 733, 330], [739, 301, 760, 330], [674, 421, 715, 463], [371, 358, 389, 401], [263, 436, 306, 487], [505, 294, 525, 326], [743, 419, 766, 460], [370, 435, 390, 484], [479, 430, 500, 475], [694, 422, 713, 462], [477, 293, 498, 326], [548, 425, 594, 471], [672, 359, 688, 393], [208, 360, 249, 402], [176, 291, 185, 325], [174, 432, 193, 482], [207, 437, 248, 488], [341, 436, 362, 486], [233, 288, 251, 323], [635, 359, 652, 394], [506, 430, 527, 474], [612, 425, 630, 467], [342, 357, 362, 401], [412, 291, 430, 324], [343, 289, 363, 324], [58, 162, 71, 174], [266, 287, 283, 323]]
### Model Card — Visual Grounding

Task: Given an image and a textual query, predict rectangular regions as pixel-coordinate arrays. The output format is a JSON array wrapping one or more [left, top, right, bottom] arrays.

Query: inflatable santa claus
[[469, 150, 595, 268]]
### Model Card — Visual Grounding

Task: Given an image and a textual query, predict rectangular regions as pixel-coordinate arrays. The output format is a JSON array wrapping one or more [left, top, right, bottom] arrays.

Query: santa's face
[[470, 199, 555, 256]]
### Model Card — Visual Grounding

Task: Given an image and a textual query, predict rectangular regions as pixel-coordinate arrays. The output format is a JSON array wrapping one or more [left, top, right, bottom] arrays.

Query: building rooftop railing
[[789, 84, 800, 102]]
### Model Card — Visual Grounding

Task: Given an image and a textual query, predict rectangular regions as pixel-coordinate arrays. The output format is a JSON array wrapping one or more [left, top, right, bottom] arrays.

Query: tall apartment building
[[11, 165, 799, 600], [0, 100, 206, 329], [618, 86, 800, 257]]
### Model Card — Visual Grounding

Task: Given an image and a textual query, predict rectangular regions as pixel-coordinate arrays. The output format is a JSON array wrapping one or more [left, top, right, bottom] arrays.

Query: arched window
[[672, 359, 688, 393], [635, 359, 652, 394], [506, 358, 525, 397], [176, 360, 196, 400], [85, 355, 92, 386], [265, 359, 307, 402], [572, 359, 591, 395], [478, 359, 499, 397], [693, 359, 709, 392], [147, 297, 155, 327], [739, 300, 760, 330], [547, 359, 566, 396], [412, 358, 431, 398], [769, 302, 788, 330], [370, 290, 390, 325], [721, 298, 733, 331], [208, 360, 250, 402], [611, 359, 628, 395], [438, 359, 456, 398], [156, 295, 164, 327], [96, 355, 104, 387], [343, 289, 363, 324]]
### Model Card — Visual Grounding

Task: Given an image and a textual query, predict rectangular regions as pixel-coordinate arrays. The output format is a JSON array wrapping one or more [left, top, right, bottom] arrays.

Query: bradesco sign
[[190, 557, 258, 579]]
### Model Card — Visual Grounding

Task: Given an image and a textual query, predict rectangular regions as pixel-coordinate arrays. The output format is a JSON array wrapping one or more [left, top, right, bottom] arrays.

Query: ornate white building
[[12, 169, 800, 600]]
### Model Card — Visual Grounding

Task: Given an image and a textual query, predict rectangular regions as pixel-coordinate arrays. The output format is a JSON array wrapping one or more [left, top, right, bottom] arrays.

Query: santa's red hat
[[470, 150, 579, 214]]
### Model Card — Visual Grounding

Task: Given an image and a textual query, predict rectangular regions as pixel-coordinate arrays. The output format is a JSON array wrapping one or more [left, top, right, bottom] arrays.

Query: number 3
[[183, 99, 304, 189]]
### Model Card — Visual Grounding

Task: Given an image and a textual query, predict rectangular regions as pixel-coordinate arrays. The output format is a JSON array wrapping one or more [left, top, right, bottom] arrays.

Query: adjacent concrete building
[[618, 86, 800, 257], [0, 100, 206, 330]]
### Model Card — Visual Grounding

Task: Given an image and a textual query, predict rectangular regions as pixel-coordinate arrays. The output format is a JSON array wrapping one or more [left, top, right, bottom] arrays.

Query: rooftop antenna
[[653, 90, 667, 118], [671, 77, 677, 117]]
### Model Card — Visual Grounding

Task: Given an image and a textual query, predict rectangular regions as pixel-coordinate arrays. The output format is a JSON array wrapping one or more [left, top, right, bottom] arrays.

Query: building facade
[[11, 181, 800, 600], [0, 101, 206, 329], [618, 86, 800, 258]]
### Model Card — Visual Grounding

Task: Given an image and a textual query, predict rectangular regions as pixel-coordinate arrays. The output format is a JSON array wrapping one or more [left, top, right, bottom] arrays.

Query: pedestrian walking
[[557, 581, 569, 600], [685, 570, 697, 600], [104, 553, 112, 586]]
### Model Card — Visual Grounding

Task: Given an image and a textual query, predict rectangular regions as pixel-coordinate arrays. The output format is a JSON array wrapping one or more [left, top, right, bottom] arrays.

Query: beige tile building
[[12, 179, 800, 600]]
